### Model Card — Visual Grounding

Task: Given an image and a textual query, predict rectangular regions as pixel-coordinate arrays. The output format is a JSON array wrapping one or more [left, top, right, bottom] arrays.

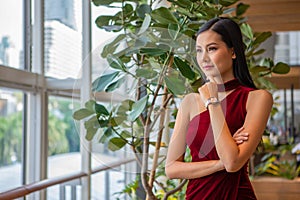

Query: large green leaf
[[95, 103, 109, 116], [92, 0, 115, 6], [117, 99, 134, 114], [136, 68, 158, 79], [120, 130, 132, 138], [253, 32, 272, 46], [128, 95, 148, 121], [240, 23, 253, 40], [173, 57, 196, 80], [92, 71, 119, 92], [84, 116, 99, 129], [140, 47, 166, 56], [85, 100, 96, 112], [164, 76, 186, 95], [136, 4, 151, 19], [168, 0, 191, 8], [168, 23, 180, 40], [101, 34, 126, 58], [219, 0, 239, 7], [151, 7, 178, 25], [107, 54, 126, 71], [105, 76, 126, 92], [99, 127, 113, 143], [108, 137, 127, 151], [138, 14, 151, 35], [250, 66, 270, 73], [72, 108, 94, 120], [272, 62, 290, 74], [85, 127, 98, 141], [236, 3, 250, 16], [123, 3, 134, 16], [95, 15, 112, 28]]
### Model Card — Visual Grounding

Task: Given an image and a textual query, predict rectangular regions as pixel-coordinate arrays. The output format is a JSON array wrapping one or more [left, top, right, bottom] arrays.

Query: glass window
[[0, 88, 24, 192], [47, 96, 81, 178], [274, 31, 300, 65], [44, 0, 82, 79], [0, 1, 24, 69]]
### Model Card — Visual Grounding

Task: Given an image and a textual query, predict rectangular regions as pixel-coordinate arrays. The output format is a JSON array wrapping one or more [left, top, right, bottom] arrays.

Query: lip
[[202, 65, 214, 70]]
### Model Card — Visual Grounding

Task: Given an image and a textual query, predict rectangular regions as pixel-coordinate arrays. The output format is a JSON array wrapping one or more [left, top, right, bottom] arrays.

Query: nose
[[198, 51, 209, 63]]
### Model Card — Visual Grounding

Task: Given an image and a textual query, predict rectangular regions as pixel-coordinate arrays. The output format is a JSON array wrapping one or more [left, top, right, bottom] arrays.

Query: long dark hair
[[197, 17, 256, 89]]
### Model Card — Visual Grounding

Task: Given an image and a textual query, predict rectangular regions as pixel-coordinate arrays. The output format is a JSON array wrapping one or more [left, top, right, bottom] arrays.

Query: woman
[[165, 17, 273, 199]]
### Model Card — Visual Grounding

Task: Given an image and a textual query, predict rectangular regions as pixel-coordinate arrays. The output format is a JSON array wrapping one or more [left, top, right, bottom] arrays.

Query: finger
[[236, 126, 245, 133], [207, 76, 217, 83], [235, 140, 243, 144]]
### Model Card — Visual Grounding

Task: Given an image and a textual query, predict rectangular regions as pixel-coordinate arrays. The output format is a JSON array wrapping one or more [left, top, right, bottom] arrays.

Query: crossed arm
[[165, 87, 273, 179]]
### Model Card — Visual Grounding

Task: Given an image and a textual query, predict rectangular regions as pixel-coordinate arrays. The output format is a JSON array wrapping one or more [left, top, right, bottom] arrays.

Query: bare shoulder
[[180, 93, 202, 118], [247, 89, 273, 108], [181, 93, 200, 106]]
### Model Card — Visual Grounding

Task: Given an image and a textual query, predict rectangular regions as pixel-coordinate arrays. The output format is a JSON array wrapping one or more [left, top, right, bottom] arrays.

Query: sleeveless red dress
[[185, 83, 257, 200]]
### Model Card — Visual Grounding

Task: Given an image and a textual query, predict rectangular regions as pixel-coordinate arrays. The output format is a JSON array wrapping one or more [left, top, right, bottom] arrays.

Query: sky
[[0, 0, 23, 50], [0, 1, 115, 52]]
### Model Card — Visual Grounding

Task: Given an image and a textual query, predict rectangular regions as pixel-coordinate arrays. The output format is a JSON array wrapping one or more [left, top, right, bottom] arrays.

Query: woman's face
[[196, 30, 235, 81]]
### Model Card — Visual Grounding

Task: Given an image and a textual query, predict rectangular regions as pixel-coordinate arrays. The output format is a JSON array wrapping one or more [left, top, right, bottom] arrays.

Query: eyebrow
[[196, 42, 218, 49]]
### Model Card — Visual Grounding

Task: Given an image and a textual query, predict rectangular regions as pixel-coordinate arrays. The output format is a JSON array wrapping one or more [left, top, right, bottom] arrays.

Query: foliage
[[73, 0, 290, 199], [254, 149, 300, 180], [0, 96, 80, 167], [0, 112, 22, 166]]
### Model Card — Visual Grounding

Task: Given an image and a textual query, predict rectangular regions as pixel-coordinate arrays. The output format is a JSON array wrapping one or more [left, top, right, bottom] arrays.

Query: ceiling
[[238, 0, 300, 89], [239, 0, 300, 32]]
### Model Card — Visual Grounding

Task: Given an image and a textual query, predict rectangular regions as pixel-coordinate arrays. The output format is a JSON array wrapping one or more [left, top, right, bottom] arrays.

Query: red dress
[[185, 84, 257, 200]]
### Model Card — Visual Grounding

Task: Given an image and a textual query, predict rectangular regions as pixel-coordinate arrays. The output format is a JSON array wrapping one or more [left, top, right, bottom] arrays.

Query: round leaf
[[92, 71, 119, 92], [173, 57, 196, 80], [240, 23, 253, 39], [272, 62, 290, 74], [138, 14, 151, 35], [151, 7, 178, 25], [164, 76, 186, 95], [140, 48, 166, 56], [136, 68, 158, 79], [108, 137, 127, 151], [136, 4, 151, 19], [85, 127, 98, 141], [128, 95, 148, 121], [105, 77, 125, 92], [236, 3, 250, 16], [73, 108, 94, 120], [95, 103, 109, 116], [107, 54, 126, 71]]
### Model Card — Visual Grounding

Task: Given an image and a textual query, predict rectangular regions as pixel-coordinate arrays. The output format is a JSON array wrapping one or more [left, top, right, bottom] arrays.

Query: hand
[[233, 127, 249, 145], [198, 76, 218, 103]]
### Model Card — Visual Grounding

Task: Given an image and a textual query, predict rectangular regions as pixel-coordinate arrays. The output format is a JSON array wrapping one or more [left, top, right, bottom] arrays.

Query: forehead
[[196, 30, 223, 46]]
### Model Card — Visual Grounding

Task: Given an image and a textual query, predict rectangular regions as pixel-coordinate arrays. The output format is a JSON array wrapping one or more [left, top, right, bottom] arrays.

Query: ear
[[231, 48, 236, 59]]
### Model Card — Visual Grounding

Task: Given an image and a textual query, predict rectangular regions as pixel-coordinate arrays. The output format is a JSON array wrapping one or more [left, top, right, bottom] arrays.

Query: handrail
[[0, 157, 135, 200]]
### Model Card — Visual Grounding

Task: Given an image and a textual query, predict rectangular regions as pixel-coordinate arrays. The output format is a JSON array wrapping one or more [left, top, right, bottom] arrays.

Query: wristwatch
[[205, 97, 220, 109]]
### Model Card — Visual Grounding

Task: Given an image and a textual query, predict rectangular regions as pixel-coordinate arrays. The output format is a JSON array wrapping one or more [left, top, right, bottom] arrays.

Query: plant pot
[[251, 176, 300, 200]]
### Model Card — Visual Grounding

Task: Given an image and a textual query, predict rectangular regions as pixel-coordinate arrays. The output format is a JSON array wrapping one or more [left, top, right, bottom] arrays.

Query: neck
[[217, 78, 240, 92]]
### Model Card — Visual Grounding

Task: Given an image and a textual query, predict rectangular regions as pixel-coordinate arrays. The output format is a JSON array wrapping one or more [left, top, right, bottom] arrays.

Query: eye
[[207, 46, 217, 52], [196, 48, 202, 53]]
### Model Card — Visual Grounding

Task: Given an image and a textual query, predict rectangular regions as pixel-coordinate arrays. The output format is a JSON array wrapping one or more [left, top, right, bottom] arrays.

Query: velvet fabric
[[185, 83, 257, 200]]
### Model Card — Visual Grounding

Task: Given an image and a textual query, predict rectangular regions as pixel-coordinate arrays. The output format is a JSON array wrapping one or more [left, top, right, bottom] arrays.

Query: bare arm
[[165, 93, 225, 179], [199, 80, 273, 172]]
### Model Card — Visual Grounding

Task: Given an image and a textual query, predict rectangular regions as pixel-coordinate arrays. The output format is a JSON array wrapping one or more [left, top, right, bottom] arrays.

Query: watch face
[[205, 97, 220, 108]]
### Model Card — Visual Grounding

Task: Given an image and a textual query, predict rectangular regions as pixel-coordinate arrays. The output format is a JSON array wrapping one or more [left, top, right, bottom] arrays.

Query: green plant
[[254, 150, 300, 180], [73, 0, 290, 199]]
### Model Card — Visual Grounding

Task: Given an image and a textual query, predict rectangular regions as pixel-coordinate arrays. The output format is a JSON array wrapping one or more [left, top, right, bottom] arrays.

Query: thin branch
[[163, 179, 188, 200], [131, 145, 143, 168], [148, 87, 168, 188]]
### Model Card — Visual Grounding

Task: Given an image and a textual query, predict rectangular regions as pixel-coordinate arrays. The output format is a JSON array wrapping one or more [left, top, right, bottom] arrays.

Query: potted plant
[[73, 0, 290, 199]]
